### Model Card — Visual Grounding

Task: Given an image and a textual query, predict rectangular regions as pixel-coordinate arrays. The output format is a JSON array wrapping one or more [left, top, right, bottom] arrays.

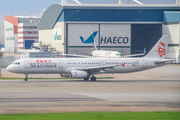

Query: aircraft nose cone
[[6, 66, 10, 71], [7, 65, 13, 72]]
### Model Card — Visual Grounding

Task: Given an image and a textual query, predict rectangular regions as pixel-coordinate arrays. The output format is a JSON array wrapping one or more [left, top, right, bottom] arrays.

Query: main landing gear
[[91, 76, 96, 81], [83, 77, 89, 81], [83, 75, 96, 81], [84, 75, 90, 81], [24, 74, 28, 81]]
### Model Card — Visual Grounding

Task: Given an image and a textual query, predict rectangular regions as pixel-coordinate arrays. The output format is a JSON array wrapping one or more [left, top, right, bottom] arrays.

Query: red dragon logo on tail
[[156, 40, 166, 58]]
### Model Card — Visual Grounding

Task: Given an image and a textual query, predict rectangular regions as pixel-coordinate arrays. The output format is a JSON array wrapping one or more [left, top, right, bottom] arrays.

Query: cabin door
[[99, 60, 104, 66], [143, 59, 148, 68], [58, 59, 63, 68], [25, 59, 30, 69]]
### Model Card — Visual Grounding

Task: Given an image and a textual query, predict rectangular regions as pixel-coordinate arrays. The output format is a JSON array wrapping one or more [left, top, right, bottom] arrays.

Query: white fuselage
[[7, 57, 159, 74], [92, 50, 121, 58]]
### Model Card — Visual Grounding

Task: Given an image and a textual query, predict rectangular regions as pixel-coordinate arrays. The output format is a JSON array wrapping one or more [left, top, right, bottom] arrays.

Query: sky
[[0, 0, 177, 45]]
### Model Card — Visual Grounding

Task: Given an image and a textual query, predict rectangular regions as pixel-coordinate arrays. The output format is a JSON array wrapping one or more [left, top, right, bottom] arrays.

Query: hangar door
[[67, 23, 131, 55], [67, 23, 99, 54]]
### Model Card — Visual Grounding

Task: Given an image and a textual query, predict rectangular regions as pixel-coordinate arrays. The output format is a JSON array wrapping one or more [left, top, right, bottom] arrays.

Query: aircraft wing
[[77, 65, 119, 74], [77, 51, 93, 55], [124, 53, 145, 57], [60, 54, 93, 58], [124, 48, 146, 57], [154, 59, 174, 65]]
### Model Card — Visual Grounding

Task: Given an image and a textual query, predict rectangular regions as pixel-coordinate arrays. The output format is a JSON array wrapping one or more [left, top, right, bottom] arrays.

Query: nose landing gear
[[24, 74, 28, 81]]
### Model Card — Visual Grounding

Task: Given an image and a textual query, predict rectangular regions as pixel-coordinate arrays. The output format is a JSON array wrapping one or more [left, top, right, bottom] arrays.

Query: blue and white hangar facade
[[38, 4, 180, 63]]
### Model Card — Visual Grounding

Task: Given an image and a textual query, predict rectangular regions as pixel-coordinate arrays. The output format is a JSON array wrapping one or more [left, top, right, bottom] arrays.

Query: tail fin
[[92, 41, 97, 50], [145, 35, 169, 59]]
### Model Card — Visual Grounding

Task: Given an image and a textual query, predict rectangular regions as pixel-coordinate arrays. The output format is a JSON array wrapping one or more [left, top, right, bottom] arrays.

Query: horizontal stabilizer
[[154, 59, 174, 65]]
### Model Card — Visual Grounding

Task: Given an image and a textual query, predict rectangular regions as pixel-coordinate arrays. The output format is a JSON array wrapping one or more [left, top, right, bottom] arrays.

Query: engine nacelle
[[70, 70, 88, 78], [60, 73, 70, 77]]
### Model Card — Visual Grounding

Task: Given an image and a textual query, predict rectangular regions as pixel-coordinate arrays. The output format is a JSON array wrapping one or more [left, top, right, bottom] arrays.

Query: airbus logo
[[54, 31, 62, 40], [80, 31, 98, 44]]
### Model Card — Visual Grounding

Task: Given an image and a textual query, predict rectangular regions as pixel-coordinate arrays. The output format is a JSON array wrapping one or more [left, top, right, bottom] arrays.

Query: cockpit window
[[14, 62, 20, 65]]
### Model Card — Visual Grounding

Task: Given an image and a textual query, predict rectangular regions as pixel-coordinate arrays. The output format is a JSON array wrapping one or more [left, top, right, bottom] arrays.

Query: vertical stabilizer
[[92, 41, 97, 50], [145, 35, 169, 59]]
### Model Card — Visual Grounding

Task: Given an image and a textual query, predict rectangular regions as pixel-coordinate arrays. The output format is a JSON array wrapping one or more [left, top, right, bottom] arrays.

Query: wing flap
[[77, 65, 118, 71]]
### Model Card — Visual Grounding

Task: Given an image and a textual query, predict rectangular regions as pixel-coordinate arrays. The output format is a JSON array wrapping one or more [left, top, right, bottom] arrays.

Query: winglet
[[145, 35, 169, 59]]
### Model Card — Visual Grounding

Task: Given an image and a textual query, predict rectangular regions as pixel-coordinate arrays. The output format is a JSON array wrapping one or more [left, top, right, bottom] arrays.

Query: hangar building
[[38, 4, 180, 63]]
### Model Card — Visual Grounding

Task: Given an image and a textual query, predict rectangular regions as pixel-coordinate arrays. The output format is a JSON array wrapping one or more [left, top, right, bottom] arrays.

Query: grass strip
[[2, 66, 8, 68], [0, 77, 114, 80], [0, 112, 179, 120]]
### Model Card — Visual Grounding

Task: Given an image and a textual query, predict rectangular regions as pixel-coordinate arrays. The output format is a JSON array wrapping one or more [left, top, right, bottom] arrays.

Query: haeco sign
[[79, 31, 129, 45], [100, 36, 129, 44]]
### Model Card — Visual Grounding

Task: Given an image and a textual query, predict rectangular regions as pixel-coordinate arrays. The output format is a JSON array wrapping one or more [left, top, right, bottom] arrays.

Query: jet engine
[[70, 70, 88, 78]]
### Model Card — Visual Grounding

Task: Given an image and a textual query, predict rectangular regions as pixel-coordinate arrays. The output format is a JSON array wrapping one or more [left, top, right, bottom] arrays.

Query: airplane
[[91, 42, 146, 58], [7, 35, 173, 81]]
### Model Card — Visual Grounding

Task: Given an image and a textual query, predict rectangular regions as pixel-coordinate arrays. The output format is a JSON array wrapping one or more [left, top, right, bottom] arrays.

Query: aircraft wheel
[[91, 76, 96, 81], [84, 77, 89, 81], [24, 74, 28, 81]]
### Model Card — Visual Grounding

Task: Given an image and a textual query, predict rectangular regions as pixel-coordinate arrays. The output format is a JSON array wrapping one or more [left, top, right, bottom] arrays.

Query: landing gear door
[[58, 59, 63, 68], [99, 60, 104, 66], [25, 59, 30, 69], [143, 59, 148, 68]]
